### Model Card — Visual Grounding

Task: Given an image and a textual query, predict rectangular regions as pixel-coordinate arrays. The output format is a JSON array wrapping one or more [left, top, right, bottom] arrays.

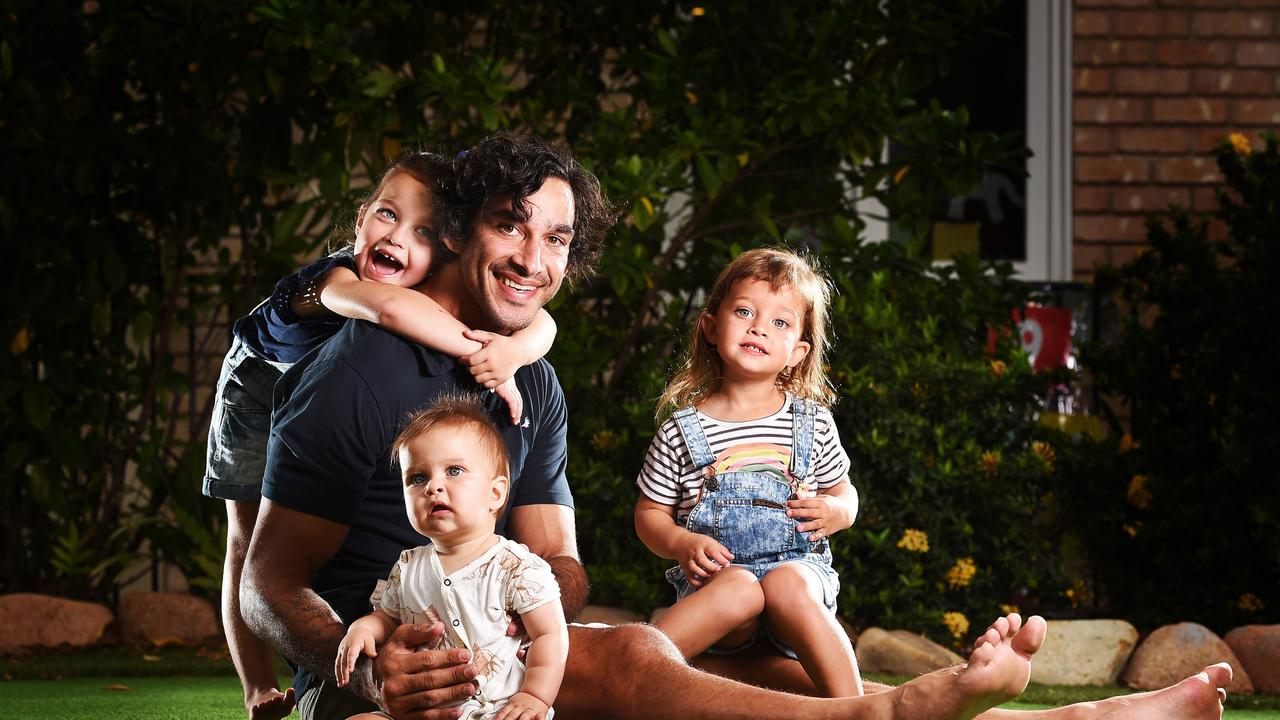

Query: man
[[243, 132, 1232, 720]]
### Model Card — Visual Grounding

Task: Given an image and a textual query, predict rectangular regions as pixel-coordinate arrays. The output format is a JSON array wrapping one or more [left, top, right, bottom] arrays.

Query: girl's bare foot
[[249, 687, 296, 720], [886, 613, 1046, 720]]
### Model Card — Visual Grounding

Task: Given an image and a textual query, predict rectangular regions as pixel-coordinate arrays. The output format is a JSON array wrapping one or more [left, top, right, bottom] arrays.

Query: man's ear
[[490, 475, 510, 514], [441, 232, 465, 255]]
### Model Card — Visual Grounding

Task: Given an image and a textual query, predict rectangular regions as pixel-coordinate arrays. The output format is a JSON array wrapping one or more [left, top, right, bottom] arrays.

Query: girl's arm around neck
[[318, 268, 483, 357]]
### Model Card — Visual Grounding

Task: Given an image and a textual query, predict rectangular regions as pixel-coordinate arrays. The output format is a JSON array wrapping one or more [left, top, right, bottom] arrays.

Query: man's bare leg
[[553, 613, 1046, 720]]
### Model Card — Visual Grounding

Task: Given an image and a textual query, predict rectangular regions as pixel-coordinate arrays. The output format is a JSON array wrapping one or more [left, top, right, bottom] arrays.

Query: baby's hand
[[675, 532, 734, 588], [463, 330, 525, 388], [787, 494, 854, 541], [493, 691, 550, 720], [334, 627, 378, 688], [492, 377, 525, 425]]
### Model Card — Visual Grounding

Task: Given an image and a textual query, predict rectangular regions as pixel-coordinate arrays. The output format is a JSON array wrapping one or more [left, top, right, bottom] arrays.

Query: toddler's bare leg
[[760, 563, 861, 697], [653, 565, 764, 659]]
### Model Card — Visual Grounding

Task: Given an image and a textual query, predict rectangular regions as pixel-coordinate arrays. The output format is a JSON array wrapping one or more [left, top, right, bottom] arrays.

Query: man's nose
[[511, 236, 545, 276]]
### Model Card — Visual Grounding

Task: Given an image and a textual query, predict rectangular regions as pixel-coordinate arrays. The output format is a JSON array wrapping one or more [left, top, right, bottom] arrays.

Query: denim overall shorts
[[664, 398, 840, 657]]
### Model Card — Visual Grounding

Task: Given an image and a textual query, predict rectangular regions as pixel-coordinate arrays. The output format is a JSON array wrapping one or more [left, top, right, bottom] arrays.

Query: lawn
[[3, 647, 1277, 719]]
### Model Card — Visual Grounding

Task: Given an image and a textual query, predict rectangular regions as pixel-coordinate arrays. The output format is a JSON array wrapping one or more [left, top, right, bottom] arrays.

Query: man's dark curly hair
[[438, 132, 617, 281]]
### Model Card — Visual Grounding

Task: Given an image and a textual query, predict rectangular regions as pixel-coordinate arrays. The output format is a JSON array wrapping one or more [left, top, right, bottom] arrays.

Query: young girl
[[634, 247, 863, 697], [335, 391, 568, 720], [203, 152, 557, 720]]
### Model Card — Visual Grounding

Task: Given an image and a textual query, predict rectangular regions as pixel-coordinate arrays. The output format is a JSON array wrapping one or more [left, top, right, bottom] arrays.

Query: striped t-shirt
[[636, 397, 852, 523]]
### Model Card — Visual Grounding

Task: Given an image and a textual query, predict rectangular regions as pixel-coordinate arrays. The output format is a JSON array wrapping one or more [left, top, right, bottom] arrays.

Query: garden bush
[[1061, 134, 1280, 633]]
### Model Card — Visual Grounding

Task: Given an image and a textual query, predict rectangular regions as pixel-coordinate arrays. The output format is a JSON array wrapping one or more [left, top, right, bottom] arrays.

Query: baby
[[336, 390, 568, 720]]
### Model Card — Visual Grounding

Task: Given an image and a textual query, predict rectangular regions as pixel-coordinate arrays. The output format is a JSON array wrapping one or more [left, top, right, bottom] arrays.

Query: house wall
[[1072, 0, 1280, 280]]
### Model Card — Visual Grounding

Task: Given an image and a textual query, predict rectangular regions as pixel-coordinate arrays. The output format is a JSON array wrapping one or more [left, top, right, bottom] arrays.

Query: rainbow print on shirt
[[711, 442, 792, 484]]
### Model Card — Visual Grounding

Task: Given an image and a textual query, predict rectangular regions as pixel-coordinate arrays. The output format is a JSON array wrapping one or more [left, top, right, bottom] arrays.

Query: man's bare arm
[[506, 504, 588, 621], [240, 500, 374, 694]]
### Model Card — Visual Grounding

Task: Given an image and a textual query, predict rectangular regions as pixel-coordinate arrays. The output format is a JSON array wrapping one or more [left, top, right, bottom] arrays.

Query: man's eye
[[376, 207, 397, 221], [497, 223, 519, 236], [409, 473, 426, 485], [446, 465, 465, 476], [547, 235, 568, 247]]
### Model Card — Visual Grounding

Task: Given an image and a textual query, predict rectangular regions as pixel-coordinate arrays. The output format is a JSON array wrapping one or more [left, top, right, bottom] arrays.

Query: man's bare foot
[[887, 613, 1046, 720], [248, 687, 296, 720], [1049, 662, 1230, 720]]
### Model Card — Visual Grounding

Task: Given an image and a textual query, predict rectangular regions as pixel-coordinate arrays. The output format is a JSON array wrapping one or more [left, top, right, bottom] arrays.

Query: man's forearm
[[546, 555, 589, 622], [241, 579, 380, 703]]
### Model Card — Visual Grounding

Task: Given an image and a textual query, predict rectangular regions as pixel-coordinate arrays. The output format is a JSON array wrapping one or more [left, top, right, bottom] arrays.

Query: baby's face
[[398, 423, 507, 544], [354, 171, 436, 288]]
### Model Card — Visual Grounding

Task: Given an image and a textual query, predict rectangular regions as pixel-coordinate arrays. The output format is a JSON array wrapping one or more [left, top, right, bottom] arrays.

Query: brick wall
[[1073, 0, 1280, 280]]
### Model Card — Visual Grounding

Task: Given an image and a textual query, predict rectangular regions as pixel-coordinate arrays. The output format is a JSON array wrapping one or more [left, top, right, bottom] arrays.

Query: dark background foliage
[[2, 1, 1270, 646]]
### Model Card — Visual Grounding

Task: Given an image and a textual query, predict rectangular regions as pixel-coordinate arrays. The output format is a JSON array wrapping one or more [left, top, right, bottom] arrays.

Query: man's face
[[444, 177, 575, 333]]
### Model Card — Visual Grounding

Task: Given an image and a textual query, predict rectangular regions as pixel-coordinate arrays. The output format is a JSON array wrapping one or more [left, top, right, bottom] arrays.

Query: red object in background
[[1013, 306, 1073, 371]]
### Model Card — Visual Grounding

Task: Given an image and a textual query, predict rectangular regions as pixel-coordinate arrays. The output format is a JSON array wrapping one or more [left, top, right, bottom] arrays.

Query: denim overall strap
[[789, 398, 816, 482], [671, 406, 716, 471]]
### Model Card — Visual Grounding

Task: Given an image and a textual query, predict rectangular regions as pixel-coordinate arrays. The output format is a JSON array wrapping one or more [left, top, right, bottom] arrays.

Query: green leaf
[[1, 40, 12, 80], [656, 30, 677, 57], [130, 310, 155, 346], [695, 154, 721, 196], [23, 383, 53, 430]]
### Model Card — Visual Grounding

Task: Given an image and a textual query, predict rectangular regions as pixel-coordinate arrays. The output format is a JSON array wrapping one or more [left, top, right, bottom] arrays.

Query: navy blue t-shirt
[[262, 318, 572, 697], [233, 251, 359, 364]]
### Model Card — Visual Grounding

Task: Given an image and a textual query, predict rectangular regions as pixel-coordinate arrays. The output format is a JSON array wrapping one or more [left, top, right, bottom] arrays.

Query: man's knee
[[568, 622, 680, 669]]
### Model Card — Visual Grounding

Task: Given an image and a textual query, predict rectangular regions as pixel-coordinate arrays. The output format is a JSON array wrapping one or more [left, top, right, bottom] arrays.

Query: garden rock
[[117, 591, 219, 647], [576, 605, 646, 626], [1031, 619, 1138, 686], [1224, 625, 1280, 694], [855, 627, 963, 676], [1121, 622, 1253, 694], [0, 593, 114, 654]]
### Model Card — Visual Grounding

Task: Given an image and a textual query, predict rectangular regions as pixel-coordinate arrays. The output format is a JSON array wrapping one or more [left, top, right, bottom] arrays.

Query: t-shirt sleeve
[[635, 419, 686, 506], [262, 357, 387, 525], [269, 250, 359, 326], [509, 361, 572, 508], [811, 406, 852, 489], [505, 549, 560, 616], [372, 550, 412, 621]]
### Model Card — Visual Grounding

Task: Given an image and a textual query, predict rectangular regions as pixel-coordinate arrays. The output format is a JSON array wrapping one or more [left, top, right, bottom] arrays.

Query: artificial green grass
[[3, 648, 1277, 718]]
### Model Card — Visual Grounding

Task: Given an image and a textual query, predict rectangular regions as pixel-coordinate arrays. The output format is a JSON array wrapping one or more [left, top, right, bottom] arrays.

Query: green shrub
[[1070, 133, 1280, 631]]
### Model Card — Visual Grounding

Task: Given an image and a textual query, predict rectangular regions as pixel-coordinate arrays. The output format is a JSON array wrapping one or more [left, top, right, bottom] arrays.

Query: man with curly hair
[[243, 132, 1233, 720]]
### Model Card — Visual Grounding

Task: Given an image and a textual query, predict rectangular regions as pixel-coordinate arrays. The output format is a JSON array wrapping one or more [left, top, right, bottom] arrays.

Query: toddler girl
[[634, 247, 863, 697], [204, 152, 556, 719]]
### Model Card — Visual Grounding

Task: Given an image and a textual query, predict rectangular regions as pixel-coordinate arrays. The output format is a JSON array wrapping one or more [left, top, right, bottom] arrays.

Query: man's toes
[[1012, 615, 1046, 657], [1005, 612, 1022, 635], [1202, 662, 1233, 690]]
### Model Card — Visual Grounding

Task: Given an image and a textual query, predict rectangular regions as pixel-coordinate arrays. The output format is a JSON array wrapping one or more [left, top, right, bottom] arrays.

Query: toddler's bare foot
[[249, 687, 296, 720], [886, 613, 1045, 720], [1050, 662, 1230, 720]]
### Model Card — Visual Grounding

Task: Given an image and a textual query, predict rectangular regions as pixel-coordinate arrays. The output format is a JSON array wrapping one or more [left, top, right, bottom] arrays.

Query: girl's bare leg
[[653, 565, 764, 658], [224, 500, 295, 720], [760, 563, 861, 697]]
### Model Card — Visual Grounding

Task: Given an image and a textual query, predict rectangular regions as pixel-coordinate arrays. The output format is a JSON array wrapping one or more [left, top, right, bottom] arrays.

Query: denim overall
[[664, 398, 839, 655]]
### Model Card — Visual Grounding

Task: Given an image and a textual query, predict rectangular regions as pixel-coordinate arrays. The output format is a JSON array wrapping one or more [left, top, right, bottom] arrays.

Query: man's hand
[[373, 623, 479, 720], [674, 532, 734, 588], [786, 493, 855, 541], [493, 692, 550, 720]]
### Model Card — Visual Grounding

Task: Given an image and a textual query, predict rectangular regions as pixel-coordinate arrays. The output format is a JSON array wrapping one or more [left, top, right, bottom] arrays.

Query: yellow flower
[[989, 359, 1007, 376], [897, 528, 930, 553], [1239, 593, 1265, 612], [893, 165, 910, 184], [1123, 523, 1139, 538], [979, 450, 1001, 476], [1064, 580, 1093, 608], [9, 327, 29, 355], [943, 611, 969, 640], [1118, 433, 1138, 453], [591, 430, 617, 452], [1032, 441, 1056, 474], [1127, 474, 1152, 509], [691, 6, 706, 16], [946, 557, 977, 589], [1228, 132, 1253, 156], [999, 603, 1019, 615]]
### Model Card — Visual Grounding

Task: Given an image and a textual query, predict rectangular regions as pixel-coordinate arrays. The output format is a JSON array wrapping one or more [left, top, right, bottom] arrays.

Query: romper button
[[452, 619, 460, 626], [443, 579, 451, 586]]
